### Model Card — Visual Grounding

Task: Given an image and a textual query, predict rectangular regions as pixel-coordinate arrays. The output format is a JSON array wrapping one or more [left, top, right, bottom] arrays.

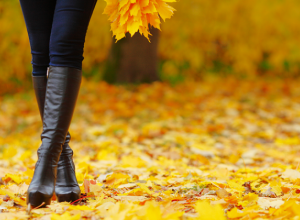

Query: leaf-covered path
[[1, 78, 300, 219]]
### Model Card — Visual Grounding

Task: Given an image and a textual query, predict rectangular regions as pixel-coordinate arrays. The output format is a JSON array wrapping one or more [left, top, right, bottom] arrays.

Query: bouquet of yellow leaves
[[103, 0, 176, 42]]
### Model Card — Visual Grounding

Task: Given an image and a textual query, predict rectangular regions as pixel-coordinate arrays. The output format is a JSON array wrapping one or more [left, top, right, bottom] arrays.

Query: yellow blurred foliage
[[161, 0, 300, 77], [2, 0, 300, 94], [2, 78, 300, 218]]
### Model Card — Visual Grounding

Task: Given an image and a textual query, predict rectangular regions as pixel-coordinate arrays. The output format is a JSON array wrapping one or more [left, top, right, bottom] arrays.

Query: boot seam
[[51, 156, 56, 179], [35, 155, 42, 170], [69, 156, 76, 173]]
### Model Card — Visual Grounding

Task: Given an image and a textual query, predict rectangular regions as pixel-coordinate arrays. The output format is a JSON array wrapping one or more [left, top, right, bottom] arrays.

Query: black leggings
[[19, 0, 97, 76]]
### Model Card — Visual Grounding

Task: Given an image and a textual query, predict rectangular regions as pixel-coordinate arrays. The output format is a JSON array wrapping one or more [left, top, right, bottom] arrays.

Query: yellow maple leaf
[[155, 0, 176, 21], [103, 0, 176, 42], [238, 193, 258, 208], [130, 3, 140, 17], [140, 0, 150, 7], [227, 180, 245, 192], [270, 180, 283, 196], [5, 173, 23, 184], [118, 0, 129, 10], [127, 16, 141, 37], [270, 199, 295, 216]]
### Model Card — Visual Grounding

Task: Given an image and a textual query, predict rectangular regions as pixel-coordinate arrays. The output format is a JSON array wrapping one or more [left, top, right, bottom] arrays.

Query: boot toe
[[26, 190, 52, 208], [56, 191, 81, 203]]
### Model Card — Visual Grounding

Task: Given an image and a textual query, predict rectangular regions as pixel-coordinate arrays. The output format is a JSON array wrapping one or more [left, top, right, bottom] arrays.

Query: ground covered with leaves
[[1, 78, 300, 219]]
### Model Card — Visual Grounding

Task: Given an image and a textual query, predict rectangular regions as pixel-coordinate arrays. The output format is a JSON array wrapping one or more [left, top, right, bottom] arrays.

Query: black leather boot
[[27, 66, 82, 208], [32, 74, 81, 203], [55, 147, 81, 202]]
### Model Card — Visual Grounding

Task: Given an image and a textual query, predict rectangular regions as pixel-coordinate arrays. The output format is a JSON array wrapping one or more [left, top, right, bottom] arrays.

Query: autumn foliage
[[103, 0, 176, 41], [2, 0, 300, 94], [2, 78, 300, 218]]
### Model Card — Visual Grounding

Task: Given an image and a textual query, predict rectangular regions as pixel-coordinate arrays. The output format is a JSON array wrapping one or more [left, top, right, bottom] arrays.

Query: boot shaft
[[32, 75, 47, 121], [40, 66, 81, 152], [27, 66, 82, 207]]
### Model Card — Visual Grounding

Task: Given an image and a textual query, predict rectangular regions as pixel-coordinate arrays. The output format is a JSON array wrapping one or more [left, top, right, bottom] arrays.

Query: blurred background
[[1, 0, 300, 95]]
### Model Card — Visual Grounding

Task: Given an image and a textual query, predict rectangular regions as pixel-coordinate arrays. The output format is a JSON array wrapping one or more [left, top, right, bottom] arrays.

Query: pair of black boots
[[27, 66, 81, 208]]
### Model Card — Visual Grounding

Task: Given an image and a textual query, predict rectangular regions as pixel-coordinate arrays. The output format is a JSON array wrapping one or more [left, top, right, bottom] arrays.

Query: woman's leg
[[26, 0, 97, 207], [27, 66, 82, 207], [19, 0, 55, 76], [19, 0, 76, 204], [19, 0, 59, 207], [49, 0, 97, 69], [49, 0, 97, 203]]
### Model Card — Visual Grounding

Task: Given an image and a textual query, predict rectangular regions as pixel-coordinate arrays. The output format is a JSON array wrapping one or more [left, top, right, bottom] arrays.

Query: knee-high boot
[[32, 74, 80, 203], [27, 66, 81, 207]]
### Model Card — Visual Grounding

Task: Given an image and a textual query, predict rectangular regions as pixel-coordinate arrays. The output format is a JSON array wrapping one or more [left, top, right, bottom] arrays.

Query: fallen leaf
[[258, 198, 284, 209]]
